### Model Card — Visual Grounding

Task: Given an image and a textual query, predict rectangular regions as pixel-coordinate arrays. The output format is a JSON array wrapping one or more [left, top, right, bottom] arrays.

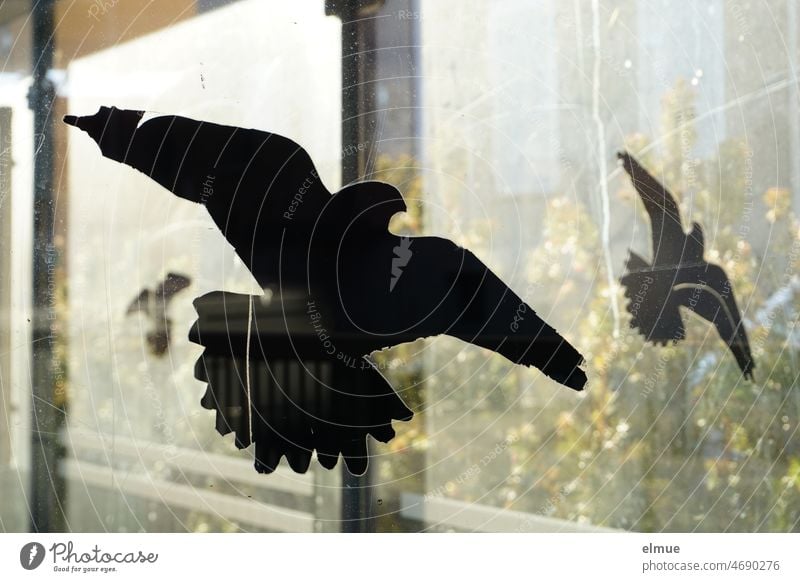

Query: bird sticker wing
[[618, 151, 688, 263], [374, 236, 587, 391], [126, 289, 152, 316], [64, 106, 332, 273]]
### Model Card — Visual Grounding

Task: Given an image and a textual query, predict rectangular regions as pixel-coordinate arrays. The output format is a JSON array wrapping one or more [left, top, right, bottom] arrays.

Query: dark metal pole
[[28, 0, 64, 533], [339, 2, 361, 186], [325, 0, 383, 533], [330, 0, 381, 186]]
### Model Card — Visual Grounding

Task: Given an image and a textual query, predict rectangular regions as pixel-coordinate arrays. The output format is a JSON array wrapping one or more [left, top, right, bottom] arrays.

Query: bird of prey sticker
[[617, 151, 755, 379], [64, 106, 586, 475], [126, 273, 192, 356]]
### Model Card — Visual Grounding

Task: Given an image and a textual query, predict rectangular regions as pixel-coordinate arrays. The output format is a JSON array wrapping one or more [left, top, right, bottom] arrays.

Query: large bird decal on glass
[[617, 151, 755, 379], [64, 106, 587, 475]]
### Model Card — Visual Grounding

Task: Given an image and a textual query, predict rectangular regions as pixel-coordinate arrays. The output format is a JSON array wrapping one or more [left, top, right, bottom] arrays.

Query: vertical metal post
[[325, 0, 383, 533], [334, 0, 379, 187], [28, 0, 64, 533], [340, 3, 361, 186]]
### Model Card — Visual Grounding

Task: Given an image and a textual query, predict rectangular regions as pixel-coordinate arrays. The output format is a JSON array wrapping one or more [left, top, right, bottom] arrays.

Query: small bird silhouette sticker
[[65, 106, 586, 475], [126, 273, 191, 356], [618, 151, 755, 379]]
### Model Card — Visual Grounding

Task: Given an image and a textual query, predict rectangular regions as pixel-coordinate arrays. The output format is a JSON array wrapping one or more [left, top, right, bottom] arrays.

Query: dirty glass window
[[0, 0, 798, 533]]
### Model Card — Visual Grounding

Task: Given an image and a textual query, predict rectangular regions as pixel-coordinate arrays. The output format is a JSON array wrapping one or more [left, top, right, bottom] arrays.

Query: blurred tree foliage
[[517, 81, 798, 532], [373, 81, 799, 532]]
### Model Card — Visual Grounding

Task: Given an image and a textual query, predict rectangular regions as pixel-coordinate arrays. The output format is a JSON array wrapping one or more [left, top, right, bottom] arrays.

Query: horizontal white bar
[[61, 459, 314, 533], [401, 492, 617, 532], [64, 431, 314, 497]]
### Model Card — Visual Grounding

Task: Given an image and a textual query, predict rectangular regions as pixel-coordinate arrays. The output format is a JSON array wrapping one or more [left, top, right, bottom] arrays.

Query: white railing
[[61, 432, 316, 532], [400, 493, 619, 533]]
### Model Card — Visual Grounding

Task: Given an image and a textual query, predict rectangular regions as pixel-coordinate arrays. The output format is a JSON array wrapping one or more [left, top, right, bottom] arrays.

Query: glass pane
[[0, 0, 797, 533]]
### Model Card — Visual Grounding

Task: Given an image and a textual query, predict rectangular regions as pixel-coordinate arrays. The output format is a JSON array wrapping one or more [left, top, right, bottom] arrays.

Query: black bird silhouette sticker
[[126, 273, 192, 356], [618, 151, 755, 379], [64, 106, 587, 475]]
